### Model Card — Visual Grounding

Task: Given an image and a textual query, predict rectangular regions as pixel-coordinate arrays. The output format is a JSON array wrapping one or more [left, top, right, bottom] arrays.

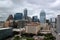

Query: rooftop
[[26, 22, 40, 26], [0, 27, 12, 30]]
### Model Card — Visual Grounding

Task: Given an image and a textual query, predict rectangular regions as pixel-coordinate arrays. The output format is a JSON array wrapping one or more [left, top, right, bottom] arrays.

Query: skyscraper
[[6, 14, 14, 27], [24, 8, 27, 19], [49, 18, 56, 28], [49, 18, 52, 23], [57, 15, 60, 33], [40, 10, 46, 23], [14, 13, 23, 20]]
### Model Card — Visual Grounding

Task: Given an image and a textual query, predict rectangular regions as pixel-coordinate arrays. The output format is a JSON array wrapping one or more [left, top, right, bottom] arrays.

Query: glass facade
[[40, 10, 46, 23], [32, 16, 38, 22], [14, 13, 23, 20], [24, 9, 27, 19]]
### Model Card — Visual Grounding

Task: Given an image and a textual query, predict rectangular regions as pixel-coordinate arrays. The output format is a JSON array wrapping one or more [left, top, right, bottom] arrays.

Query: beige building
[[4, 21, 10, 27], [4, 20, 13, 28], [25, 22, 40, 34], [40, 23, 51, 34]]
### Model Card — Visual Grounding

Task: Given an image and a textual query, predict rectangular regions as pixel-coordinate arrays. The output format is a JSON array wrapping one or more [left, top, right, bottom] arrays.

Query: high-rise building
[[40, 10, 46, 23], [49, 18, 56, 28], [14, 13, 23, 20], [32, 16, 38, 22], [24, 8, 27, 19], [49, 18, 52, 23], [46, 20, 49, 23], [57, 15, 60, 33]]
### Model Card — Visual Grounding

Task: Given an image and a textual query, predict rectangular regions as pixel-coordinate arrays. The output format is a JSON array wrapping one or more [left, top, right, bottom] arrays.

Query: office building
[[37, 19, 40, 22], [40, 10, 46, 23], [14, 13, 23, 20], [49, 18, 52, 23], [32, 16, 38, 22], [46, 20, 49, 23], [14, 13, 28, 28], [57, 15, 60, 33], [24, 8, 28, 19], [49, 18, 56, 28]]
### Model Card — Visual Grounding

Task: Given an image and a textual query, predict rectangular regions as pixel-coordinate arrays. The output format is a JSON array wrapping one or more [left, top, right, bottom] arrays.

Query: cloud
[[0, 0, 60, 21]]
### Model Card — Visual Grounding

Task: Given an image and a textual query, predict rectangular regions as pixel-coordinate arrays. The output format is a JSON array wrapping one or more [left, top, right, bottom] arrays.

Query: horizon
[[0, 0, 60, 20]]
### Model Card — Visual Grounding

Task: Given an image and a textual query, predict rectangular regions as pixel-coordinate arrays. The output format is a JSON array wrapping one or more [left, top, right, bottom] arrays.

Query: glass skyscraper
[[14, 13, 23, 20], [24, 8, 27, 19], [40, 10, 46, 23]]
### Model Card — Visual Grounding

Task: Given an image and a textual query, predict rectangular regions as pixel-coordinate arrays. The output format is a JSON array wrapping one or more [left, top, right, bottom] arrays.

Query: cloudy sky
[[0, 0, 60, 21]]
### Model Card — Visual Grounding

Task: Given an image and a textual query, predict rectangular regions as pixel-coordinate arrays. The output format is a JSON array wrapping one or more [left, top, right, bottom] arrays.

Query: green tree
[[44, 33, 56, 40], [13, 36, 21, 40]]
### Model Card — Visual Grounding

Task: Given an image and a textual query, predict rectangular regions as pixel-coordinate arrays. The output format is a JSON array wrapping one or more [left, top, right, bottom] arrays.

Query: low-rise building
[[4, 21, 10, 27], [4, 20, 13, 28], [40, 23, 51, 34]]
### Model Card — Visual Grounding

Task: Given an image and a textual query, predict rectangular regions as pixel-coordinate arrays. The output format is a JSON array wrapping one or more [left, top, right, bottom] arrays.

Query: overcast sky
[[0, 0, 60, 20]]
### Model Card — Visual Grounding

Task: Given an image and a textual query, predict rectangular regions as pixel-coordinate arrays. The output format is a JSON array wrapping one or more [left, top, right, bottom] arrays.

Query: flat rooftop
[[0, 27, 12, 30]]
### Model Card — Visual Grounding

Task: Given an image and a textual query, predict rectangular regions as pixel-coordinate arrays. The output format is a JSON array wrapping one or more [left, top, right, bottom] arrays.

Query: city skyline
[[0, 0, 60, 40], [0, 0, 60, 20]]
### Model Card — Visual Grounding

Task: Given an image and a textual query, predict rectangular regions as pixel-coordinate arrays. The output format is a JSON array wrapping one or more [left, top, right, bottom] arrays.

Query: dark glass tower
[[32, 16, 38, 22], [40, 10, 46, 23], [14, 13, 23, 20], [24, 8, 27, 19]]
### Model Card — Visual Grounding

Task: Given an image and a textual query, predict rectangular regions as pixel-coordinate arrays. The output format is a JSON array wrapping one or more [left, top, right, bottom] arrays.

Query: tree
[[13, 36, 21, 40], [43, 33, 56, 40]]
